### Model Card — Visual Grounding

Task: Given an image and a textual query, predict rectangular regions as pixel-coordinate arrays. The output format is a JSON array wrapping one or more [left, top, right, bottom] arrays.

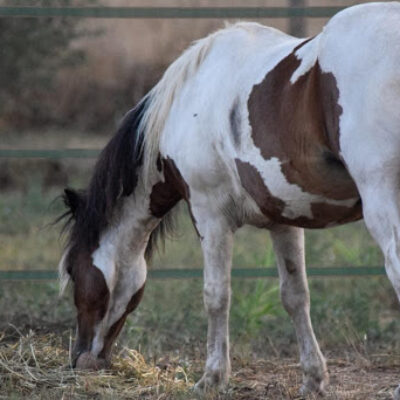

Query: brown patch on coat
[[284, 258, 297, 274], [98, 284, 145, 361], [149, 157, 201, 237], [70, 249, 110, 364], [235, 159, 285, 220], [235, 159, 362, 228], [149, 157, 190, 218], [247, 39, 359, 201]]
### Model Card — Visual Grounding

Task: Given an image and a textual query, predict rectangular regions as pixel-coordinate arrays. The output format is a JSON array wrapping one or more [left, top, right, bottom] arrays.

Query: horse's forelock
[[63, 188, 86, 218]]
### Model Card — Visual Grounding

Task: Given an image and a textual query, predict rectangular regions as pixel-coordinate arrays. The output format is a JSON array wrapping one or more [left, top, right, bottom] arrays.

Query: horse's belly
[[236, 157, 362, 229]]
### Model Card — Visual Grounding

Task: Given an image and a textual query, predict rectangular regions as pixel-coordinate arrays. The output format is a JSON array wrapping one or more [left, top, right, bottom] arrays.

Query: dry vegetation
[[0, 330, 399, 399]]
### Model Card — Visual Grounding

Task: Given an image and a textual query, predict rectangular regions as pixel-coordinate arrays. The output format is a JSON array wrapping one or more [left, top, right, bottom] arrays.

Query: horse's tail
[[138, 30, 222, 184]]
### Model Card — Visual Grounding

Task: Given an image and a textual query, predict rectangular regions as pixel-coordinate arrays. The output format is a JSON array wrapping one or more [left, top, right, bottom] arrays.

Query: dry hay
[[0, 330, 193, 399], [0, 329, 399, 399]]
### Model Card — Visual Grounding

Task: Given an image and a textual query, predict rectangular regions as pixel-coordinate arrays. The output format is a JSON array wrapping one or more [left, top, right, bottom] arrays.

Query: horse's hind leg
[[355, 177, 400, 399], [270, 225, 328, 395], [191, 208, 234, 393]]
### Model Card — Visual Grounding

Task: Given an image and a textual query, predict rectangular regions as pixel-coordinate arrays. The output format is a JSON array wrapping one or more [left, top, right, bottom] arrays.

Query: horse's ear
[[63, 188, 84, 218]]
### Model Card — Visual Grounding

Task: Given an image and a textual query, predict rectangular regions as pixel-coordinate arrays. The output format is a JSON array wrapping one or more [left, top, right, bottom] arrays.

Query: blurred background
[[1, 0, 399, 388]]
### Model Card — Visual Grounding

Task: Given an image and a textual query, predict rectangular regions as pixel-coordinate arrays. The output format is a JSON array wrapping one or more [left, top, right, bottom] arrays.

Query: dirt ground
[[0, 331, 398, 400], [229, 355, 399, 400]]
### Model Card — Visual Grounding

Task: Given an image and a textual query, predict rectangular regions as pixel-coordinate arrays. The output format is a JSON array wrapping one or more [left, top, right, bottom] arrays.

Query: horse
[[58, 2, 400, 397]]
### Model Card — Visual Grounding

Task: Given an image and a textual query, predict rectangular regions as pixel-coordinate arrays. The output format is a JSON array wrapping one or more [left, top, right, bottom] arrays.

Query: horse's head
[[59, 188, 146, 370]]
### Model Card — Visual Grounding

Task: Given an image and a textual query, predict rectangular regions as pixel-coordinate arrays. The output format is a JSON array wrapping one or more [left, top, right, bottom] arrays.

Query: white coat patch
[[290, 36, 320, 84], [91, 232, 117, 293]]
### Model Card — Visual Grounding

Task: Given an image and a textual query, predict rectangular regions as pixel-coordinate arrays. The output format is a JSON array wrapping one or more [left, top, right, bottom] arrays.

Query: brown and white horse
[[59, 2, 400, 397]]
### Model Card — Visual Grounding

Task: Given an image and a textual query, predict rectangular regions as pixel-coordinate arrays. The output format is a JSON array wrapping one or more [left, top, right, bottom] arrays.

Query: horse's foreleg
[[270, 225, 328, 395], [192, 211, 233, 393]]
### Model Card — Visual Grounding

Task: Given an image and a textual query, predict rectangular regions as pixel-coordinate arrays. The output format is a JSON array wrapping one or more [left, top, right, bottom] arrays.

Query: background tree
[[0, 0, 96, 128]]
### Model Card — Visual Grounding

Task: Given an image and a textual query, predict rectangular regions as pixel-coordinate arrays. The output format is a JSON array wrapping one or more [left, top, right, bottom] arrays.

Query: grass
[[0, 156, 399, 398]]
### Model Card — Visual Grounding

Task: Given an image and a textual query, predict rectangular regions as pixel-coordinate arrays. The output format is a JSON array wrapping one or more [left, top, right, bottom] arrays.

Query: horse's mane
[[139, 22, 266, 184], [61, 101, 147, 249], [58, 98, 179, 293], [59, 100, 164, 292]]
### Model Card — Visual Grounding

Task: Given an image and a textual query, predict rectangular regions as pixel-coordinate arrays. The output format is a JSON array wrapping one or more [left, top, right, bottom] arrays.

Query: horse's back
[[157, 2, 400, 229], [159, 24, 301, 182]]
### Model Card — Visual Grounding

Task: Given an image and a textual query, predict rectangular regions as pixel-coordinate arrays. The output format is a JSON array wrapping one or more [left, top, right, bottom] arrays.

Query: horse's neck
[[91, 184, 156, 291]]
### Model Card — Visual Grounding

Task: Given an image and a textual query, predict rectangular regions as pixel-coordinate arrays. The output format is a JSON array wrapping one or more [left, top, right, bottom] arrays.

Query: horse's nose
[[75, 352, 108, 370]]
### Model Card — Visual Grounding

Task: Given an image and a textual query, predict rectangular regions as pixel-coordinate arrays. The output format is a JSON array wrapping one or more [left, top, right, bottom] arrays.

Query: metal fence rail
[[0, 6, 343, 19], [0, 267, 386, 281], [0, 149, 100, 159]]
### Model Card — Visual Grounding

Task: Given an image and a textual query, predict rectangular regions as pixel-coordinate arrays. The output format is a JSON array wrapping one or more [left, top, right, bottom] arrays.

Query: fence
[[0, 4, 386, 281], [0, 6, 344, 19]]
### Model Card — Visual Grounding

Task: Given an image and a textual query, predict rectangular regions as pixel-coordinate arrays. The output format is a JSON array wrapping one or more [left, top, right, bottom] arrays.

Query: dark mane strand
[[57, 189, 87, 235], [61, 99, 148, 253]]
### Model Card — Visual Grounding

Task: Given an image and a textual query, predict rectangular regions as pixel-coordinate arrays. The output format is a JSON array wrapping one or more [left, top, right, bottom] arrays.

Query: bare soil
[[229, 355, 399, 399]]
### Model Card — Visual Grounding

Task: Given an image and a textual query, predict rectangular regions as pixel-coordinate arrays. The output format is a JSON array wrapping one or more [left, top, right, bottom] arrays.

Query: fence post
[[288, 0, 307, 37]]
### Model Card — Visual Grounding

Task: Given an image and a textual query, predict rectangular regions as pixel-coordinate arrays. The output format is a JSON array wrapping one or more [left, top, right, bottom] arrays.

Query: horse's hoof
[[299, 372, 328, 397], [193, 370, 229, 395], [300, 385, 326, 398], [394, 385, 400, 400]]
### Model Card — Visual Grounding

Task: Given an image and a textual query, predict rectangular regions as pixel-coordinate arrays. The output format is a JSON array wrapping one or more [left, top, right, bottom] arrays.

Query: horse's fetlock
[[194, 367, 230, 394], [281, 291, 309, 315]]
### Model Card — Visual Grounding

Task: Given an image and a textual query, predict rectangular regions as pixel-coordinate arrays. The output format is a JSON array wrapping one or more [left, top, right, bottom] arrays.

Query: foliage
[[231, 281, 282, 340], [0, 0, 97, 128]]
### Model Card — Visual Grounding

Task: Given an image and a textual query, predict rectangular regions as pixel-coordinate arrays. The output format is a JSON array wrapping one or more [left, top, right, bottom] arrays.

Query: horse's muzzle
[[74, 352, 108, 370]]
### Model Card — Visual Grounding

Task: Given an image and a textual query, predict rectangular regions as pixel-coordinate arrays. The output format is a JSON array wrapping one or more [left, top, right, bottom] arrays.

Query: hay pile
[[0, 330, 193, 399]]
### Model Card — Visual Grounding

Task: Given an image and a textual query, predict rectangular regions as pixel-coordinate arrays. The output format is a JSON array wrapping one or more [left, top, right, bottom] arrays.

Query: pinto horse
[[59, 2, 400, 397]]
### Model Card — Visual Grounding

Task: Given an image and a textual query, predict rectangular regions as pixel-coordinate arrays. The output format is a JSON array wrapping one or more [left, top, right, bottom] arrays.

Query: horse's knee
[[204, 281, 230, 314], [280, 281, 310, 316]]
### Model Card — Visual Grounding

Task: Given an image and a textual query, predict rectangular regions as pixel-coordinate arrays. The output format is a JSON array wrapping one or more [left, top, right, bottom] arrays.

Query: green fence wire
[[0, 149, 100, 159], [0, 6, 343, 19], [0, 267, 386, 281]]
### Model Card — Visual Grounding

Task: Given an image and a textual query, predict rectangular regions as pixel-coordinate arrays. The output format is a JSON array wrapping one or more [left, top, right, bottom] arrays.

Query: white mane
[[139, 22, 267, 186]]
